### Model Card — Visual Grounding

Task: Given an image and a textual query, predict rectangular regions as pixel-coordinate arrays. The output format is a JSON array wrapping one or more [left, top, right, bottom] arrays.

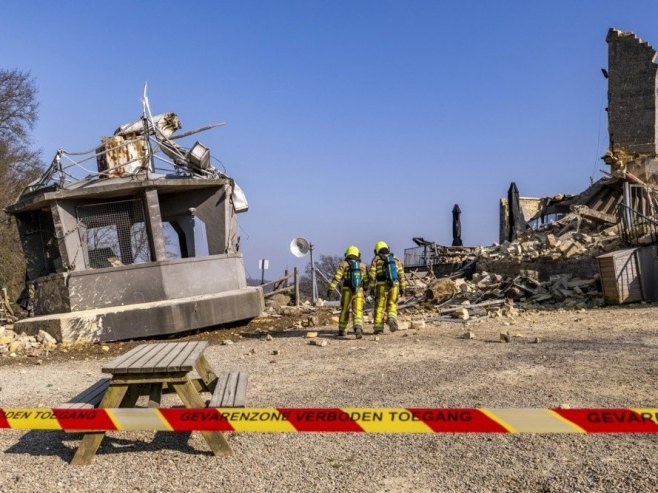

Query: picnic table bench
[[210, 372, 249, 408], [65, 341, 247, 465], [61, 378, 111, 409]]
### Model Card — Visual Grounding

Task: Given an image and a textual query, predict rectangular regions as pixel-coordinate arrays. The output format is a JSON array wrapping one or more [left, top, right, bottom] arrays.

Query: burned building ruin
[[405, 27, 658, 305], [5, 107, 264, 342]]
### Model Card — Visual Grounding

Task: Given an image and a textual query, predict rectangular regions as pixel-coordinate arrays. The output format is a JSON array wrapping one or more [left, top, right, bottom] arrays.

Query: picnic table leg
[[194, 355, 218, 392], [70, 383, 129, 465], [171, 379, 232, 457], [120, 384, 142, 407], [148, 383, 163, 408]]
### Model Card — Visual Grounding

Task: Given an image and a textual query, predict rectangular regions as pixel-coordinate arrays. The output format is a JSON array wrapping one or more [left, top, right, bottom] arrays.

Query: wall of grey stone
[[34, 273, 71, 315], [606, 28, 658, 154]]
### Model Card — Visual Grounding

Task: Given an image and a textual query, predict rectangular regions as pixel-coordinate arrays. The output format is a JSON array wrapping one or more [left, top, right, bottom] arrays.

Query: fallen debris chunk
[[309, 339, 328, 347], [571, 205, 617, 224], [37, 330, 57, 344], [501, 304, 519, 317], [500, 332, 511, 343], [425, 278, 457, 301], [463, 331, 476, 339], [304, 331, 318, 338], [452, 308, 470, 320]]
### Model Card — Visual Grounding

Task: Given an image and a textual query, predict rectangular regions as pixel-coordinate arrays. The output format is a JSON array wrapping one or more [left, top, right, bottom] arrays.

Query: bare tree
[[0, 69, 38, 142], [300, 254, 343, 301], [0, 69, 42, 296]]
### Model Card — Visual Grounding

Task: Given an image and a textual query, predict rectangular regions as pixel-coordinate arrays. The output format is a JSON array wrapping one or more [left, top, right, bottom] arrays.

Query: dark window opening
[[77, 199, 151, 269], [19, 210, 61, 278], [161, 215, 209, 259], [163, 222, 183, 259]]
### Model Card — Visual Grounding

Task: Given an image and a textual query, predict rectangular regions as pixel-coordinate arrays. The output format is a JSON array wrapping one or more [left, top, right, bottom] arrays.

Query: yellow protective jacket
[[329, 257, 369, 291], [368, 253, 407, 290]]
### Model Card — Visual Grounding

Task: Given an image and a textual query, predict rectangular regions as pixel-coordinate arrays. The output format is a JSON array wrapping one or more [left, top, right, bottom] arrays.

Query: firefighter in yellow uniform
[[327, 245, 368, 339], [369, 241, 407, 334]]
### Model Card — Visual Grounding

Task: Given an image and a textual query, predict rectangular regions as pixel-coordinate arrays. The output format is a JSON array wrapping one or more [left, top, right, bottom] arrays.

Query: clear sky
[[2, 1, 658, 279]]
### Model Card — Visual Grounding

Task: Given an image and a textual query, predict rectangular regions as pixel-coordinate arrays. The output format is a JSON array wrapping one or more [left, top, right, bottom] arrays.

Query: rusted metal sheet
[[97, 135, 148, 177]]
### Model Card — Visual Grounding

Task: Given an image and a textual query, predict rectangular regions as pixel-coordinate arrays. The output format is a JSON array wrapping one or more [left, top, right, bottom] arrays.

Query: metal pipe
[[310, 243, 317, 305]]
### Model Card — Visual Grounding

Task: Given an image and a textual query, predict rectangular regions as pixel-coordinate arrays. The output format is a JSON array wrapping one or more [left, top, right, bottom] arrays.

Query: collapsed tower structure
[[605, 28, 658, 182], [5, 105, 264, 342], [406, 27, 658, 304]]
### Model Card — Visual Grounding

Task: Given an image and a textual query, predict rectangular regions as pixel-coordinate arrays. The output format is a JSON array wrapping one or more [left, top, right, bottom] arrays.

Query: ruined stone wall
[[606, 28, 658, 155], [499, 197, 543, 243]]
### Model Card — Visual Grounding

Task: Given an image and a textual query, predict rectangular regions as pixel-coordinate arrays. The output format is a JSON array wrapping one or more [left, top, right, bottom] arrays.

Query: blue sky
[[2, 1, 658, 279]]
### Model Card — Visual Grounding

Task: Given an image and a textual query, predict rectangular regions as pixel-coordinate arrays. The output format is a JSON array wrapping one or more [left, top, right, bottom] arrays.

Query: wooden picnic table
[[70, 341, 231, 465]]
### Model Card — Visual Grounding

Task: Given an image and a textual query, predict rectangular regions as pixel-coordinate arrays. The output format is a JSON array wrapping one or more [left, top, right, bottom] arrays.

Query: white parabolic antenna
[[290, 237, 310, 257]]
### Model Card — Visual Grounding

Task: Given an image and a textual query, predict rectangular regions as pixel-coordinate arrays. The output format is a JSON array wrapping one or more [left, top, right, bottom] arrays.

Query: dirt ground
[[0, 305, 656, 492]]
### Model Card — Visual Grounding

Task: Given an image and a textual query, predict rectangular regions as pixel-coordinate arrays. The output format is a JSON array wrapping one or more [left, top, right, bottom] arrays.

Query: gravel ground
[[0, 305, 656, 492]]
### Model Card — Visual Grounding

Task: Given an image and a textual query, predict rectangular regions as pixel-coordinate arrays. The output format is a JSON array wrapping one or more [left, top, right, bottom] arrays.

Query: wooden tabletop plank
[[127, 343, 177, 374], [167, 341, 204, 372], [102, 345, 146, 372], [102, 344, 161, 374], [118, 344, 167, 374], [103, 341, 210, 375], [153, 342, 193, 372], [182, 341, 208, 372]]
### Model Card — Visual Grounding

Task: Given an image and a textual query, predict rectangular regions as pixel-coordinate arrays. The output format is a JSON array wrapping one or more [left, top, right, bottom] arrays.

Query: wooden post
[[294, 267, 300, 306], [284, 269, 289, 287]]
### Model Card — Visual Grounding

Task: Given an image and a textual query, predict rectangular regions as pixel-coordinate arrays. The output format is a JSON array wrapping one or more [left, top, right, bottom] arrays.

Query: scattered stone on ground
[[1, 306, 656, 492]]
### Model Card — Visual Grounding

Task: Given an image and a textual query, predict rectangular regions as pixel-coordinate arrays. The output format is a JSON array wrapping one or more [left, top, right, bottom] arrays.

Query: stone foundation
[[14, 287, 264, 343]]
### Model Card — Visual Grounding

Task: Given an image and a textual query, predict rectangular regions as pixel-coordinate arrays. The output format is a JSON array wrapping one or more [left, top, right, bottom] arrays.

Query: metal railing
[[617, 203, 658, 247]]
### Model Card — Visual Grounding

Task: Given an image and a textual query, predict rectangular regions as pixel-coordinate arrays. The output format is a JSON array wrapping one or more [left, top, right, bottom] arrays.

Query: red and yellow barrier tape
[[1, 408, 657, 433]]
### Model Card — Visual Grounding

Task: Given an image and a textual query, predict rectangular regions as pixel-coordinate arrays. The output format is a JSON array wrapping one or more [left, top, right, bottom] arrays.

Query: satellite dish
[[290, 237, 310, 258]]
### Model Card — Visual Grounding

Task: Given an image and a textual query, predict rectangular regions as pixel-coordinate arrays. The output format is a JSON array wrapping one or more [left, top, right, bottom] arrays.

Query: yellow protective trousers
[[373, 281, 399, 330], [339, 286, 364, 330]]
